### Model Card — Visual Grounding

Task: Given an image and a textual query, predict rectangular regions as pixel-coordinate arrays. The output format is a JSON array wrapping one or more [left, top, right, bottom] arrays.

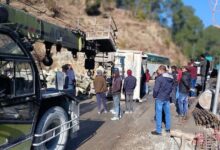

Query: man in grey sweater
[[123, 69, 137, 113]]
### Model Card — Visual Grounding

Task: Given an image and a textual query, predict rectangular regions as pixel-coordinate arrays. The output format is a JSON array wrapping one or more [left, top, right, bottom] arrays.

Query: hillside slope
[[10, 0, 187, 67]]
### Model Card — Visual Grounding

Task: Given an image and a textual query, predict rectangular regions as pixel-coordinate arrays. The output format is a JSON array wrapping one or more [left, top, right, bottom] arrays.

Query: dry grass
[[11, 0, 187, 68]]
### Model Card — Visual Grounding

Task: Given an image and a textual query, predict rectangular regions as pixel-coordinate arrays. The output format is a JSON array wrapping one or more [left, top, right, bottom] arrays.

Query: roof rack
[[77, 16, 118, 52]]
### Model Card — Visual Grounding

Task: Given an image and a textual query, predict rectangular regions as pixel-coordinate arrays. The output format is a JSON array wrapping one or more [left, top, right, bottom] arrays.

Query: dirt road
[[66, 93, 202, 150]]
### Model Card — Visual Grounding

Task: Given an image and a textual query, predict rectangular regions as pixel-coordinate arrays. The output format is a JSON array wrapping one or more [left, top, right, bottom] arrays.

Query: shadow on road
[[66, 119, 105, 150], [80, 101, 97, 115], [80, 99, 114, 115]]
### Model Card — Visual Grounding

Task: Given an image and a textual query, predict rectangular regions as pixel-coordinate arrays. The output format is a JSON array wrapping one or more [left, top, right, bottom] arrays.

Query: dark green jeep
[[0, 26, 79, 150]]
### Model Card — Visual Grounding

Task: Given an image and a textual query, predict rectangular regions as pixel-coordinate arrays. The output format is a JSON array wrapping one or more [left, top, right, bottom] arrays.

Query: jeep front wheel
[[34, 106, 69, 150]]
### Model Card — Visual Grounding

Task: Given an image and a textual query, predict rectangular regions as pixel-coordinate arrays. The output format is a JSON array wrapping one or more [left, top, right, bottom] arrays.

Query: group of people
[[152, 54, 210, 135], [93, 68, 137, 121], [152, 64, 192, 135], [92, 54, 210, 132]]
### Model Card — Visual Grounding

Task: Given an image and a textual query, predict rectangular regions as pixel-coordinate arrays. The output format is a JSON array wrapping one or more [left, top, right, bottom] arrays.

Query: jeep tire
[[34, 106, 69, 150]]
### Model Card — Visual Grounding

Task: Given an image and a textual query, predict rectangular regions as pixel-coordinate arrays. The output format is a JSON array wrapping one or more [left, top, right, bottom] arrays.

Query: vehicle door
[[0, 33, 37, 149]]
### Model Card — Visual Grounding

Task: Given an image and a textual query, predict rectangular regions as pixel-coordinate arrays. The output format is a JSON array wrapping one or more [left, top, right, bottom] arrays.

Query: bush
[[85, 0, 101, 16], [44, 0, 61, 18], [164, 38, 171, 48], [136, 9, 146, 21]]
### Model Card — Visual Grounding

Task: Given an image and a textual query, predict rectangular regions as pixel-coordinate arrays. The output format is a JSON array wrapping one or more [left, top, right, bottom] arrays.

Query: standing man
[[67, 64, 76, 96], [62, 64, 74, 95], [123, 70, 137, 114], [93, 70, 108, 114], [151, 65, 174, 135], [200, 54, 210, 91], [188, 61, 197, 97], [145, 69, 151, 95], [171, 66, 178, 104], [111, 68, 122, 121], [171, 66, 180, 115], [178, 66, 191, 120]]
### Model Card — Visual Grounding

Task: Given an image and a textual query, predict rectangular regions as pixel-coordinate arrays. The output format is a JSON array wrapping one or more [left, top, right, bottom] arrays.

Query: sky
[[183, 0, 212, 28]]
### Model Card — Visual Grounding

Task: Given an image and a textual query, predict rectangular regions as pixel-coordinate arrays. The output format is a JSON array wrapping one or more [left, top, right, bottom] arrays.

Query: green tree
[[116, 0, 123, 8], [85, 0, 101, 16], [171, 5, 204, 58], [117, 0, 162, 20], [196, 26, 220, 61], [114, 0, 219, 62]]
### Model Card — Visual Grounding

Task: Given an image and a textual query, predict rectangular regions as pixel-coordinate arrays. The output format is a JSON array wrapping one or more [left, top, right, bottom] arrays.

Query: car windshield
[[0, 33, 25, 56]]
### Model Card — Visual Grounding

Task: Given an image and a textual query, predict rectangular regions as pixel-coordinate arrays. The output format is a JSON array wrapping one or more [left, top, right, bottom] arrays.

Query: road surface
[[67, 94, 200, 150]]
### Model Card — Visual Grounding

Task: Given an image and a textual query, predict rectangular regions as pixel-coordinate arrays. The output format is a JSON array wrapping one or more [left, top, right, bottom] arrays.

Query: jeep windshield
[[0, 33, 25, 56]]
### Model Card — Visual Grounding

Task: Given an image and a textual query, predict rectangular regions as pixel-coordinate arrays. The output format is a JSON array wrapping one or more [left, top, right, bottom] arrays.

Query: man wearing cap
[[93, 69, 108, 114], [62, 64, 74, 95], [123, 69, 137, 114], [111, 68, 122, 120]]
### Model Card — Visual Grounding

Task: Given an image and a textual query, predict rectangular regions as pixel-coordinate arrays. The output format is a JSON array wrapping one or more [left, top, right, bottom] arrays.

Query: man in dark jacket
[[200, 54, 210, 91], [123, 69, 137, 113], [188, 61, 197, 96], [171, 66, 178, 104], [178, 66, 191, 120], [151, 65, 174, 135], [62, 64, 74, 96], [111, 68, 122, 121], [67, 64, 76, 96]]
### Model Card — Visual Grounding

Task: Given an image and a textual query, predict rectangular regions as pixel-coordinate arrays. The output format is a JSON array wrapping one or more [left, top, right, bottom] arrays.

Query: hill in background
[[10, 0, 187, 69]]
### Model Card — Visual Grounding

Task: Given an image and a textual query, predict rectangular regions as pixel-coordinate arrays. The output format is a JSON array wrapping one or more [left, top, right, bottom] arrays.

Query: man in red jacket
[[188, 61, 197, 97], [145, 69, 151, 95], [123, 70, 137, 113]]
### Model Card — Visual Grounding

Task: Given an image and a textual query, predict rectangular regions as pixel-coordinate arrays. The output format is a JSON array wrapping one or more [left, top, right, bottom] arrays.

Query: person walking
[[93, 70, 108, 114], [123, 70, 137, 114], [111, 68, 122, 121], [178, 66, 191, 120], [151, 65, 174, 135]]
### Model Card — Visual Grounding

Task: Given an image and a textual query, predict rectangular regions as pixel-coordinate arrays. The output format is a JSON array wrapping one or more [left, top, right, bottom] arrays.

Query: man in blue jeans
[[151, 65, 174, 135], [178, 66, 190, 120], [187, 61, 197, 97], [111, 69, 122, 121]]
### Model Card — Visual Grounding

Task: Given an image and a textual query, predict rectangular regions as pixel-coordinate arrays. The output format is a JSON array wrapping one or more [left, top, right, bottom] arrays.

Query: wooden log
[[188, 98, 199, 115], [170, 130, 195, 141], [198, 90, 214, 110]]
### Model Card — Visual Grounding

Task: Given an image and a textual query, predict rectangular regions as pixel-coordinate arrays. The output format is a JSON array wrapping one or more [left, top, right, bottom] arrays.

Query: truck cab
[[0, 26, 79, 150]]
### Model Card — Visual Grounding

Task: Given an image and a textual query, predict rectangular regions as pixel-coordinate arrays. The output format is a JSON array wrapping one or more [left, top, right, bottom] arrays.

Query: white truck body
[[114, 50, 147, 101]]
